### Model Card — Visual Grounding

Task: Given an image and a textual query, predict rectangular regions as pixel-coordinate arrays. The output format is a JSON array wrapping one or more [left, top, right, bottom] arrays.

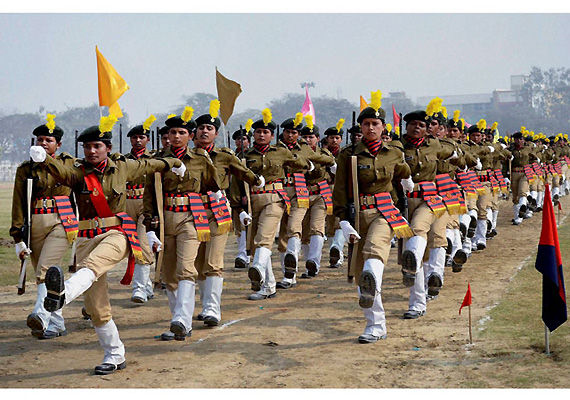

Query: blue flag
[[535, 185, 567, 332]]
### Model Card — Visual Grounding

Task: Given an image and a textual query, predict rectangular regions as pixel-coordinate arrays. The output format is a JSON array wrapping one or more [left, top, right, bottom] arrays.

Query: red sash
[[54, 196, 79, 243], [493, 169, 508, 193], [456, 171, 477, 199], [467, 171, 486, 195], [372, 193, 413, 239], [82, 168, 143, 285], [524, 164, 537, 183], [207, 191, 232, 234], [293, 173, 309, 208], [435, 174, 465, 215], [407, 181, 447, 217], [317, 180, 333, 216]]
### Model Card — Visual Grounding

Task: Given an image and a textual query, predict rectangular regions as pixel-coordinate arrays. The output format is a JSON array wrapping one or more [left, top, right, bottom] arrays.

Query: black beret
[[165, 115, 197, 131], [511, 132, 523, 139], [280, 118, 303, 131], [77, 125, 112, 143], [32, 124, 64, 141], [324, 127, 343, 137], [348, 124, 361, 134], [467, 125, 481, 134], [357, 106, 386, 123], [525, 135, 534, 142], [251, 118, 276, 132], [159, 126, 170, 136], [403, 110, 429, 124], [301, 125, 319, 136], [431, 112, 446, 125], [447, 119, 464, 130], [195, 113, 221, 130], [232, 129, 252, 141], [127, 125, 150, 137]]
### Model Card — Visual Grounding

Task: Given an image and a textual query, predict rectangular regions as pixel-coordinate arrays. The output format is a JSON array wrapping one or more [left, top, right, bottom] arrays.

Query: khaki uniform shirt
[[333, 140, 411, 221], [509, 144, 537, 168], [10, 152, 76, 243], [396, 135, 454, 183]]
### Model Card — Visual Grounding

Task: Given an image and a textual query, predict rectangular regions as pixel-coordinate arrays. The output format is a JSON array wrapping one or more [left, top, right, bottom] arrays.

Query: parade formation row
[[10, 94, 570, 375]]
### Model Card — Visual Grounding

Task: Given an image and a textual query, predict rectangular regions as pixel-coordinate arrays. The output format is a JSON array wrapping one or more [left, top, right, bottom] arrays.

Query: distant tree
[[520, 66, 570, 133]]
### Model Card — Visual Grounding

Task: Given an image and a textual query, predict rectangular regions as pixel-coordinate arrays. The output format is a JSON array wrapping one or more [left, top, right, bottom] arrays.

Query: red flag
[[535, 184, 567, 332], [459, 283, 472, 315], [392, 104, 400, 128]]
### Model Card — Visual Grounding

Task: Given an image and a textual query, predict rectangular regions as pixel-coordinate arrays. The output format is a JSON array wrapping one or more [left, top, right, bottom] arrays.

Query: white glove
[[171, 162, 187, 177], [211, 190, 224, 203], [255, 175, 265, 189], [15, 241, 32, 259], [252, 175, 265, 191], [475, 158, 482, 170], [400, 176, 414, 194], [504, 177, 510, 185], [340, 220, 361, 243], [308, 160, 314, 172], [146, 231, 162, 253], [329, 163, 337, 174], [500, 143, 507, 149], [487, 146, 495, 153], [239, 211, 252, 226], [537, 158, 541, 163], [30, 146, 47, 162], [448, 151, 458, 160], [510, 155, 514, 161]]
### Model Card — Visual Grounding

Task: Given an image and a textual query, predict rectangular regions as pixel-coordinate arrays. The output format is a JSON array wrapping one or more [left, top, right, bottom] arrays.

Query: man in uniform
[[396, 107, 455, 319], [333, 91, 414, 343], [229, 109, 308, 300], [323, 120, 346, 269], [33, 114, 182, 374], [298, 118, 336, 279], [143, 109, 221, 340], [11, 114, 77, 339], [275, 113, 333, 288], [231, 122, 253, 270], [124, 116, 157, 304], [508, 131, 537, 225], [192, 101, 262, 326]]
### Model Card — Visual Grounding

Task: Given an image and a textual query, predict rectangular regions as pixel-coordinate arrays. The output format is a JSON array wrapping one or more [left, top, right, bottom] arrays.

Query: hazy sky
[[1, 11, 570, 125]]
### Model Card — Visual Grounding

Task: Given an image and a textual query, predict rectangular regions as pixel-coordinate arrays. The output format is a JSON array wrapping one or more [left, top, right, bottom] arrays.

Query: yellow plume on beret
[[336, 118, 345, 132], [262, 108, 272, 125], [426, 97, 443, 116], [143, 115, 156, 132], [477, 119, 486, 131], [167, 114, 177, 119], [45, 113, 56, 133], [305, 115, 314, 130], [99, 114, 118, 133], [491, 122, 498, 131], [395, 126, 400, 136], [453, 110, 460, 122], [386, 123, 392, 132], [210, 99, 220, 119], [181, 107, 194, 124], [245, 119, 253, 132], [293, 112, 304, 127], [370, 90, 382, 111], [441, 106, 447, 119]]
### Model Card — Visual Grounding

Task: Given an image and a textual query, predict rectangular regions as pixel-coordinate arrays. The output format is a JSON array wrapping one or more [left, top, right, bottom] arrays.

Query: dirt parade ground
[[1, 194, 569, 389]]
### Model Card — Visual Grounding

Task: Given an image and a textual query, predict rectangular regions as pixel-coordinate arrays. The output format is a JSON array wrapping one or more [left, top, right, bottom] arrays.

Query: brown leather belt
[[78, 216, 121, 230], [252, 182, 284, 192], [34, 198, 57, 208], [126, 187, 145, 197], [164, 194, 210, 207], [359, 195, 376, 206]]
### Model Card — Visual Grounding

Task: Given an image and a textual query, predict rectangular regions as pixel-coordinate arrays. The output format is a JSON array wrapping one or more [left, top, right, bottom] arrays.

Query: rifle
[[151, 127, 155, 151], [346, 110, 357, 282], [119, 123, 123, 154], [397, 112, 407, 265], [68, 191, 79, 273], [153, 171, 165, 288], [74, 130, 78, 158], [17, 137, 35, 295]]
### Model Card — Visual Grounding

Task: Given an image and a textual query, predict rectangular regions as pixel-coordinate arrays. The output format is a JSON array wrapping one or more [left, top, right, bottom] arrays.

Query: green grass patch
[[477, 218, 570, 388]]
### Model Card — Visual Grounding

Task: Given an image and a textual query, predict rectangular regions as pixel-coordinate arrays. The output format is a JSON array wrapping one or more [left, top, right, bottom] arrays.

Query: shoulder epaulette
[[219, 147, 235, 156]]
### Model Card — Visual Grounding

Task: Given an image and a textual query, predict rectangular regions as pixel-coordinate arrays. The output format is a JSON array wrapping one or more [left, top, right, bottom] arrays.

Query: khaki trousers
[[511, 171, 529, 204], [162, 210, 201, 292], [126, 198, 154, 265], [427, 210, 450, 250], [196, 209, 229, 280], [250, 192, 286, 253], [476, 182, 491, 219], [407, 198, 437, 241], [352, 208, 393, 282], [300, 194, 327, 244], [30, 213, 70, 284], [77, 229, 130, 327]]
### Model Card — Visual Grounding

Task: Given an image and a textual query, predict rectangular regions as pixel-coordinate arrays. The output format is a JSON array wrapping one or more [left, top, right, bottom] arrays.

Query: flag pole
[[544, 324, 550, 355], [468, 304, 473, 344]]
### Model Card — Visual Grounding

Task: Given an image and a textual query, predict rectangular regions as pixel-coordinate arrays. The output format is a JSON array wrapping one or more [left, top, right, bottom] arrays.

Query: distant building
[[415, 75, 528, 122]]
